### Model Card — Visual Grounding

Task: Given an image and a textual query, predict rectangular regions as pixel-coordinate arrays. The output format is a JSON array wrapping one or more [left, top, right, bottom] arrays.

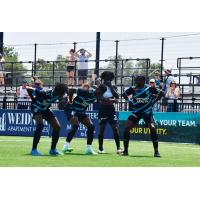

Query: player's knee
[[36, 123, 44, 132], [87, 124, 95, 134], [53, 123, 61, 132], [72, 124, 79, 132]]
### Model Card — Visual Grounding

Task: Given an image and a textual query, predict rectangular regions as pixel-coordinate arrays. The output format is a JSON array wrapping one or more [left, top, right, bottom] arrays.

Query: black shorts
[[98, 104, 117, 125], [64, 105, 87, 121], [78, 70, 88, 80], [32, 107, 55, 122], [67, 65, 75, 72], [128, 112, 155, 126]]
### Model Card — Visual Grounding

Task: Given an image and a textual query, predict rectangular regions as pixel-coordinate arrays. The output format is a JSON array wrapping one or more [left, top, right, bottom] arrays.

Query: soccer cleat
[[119, 151, 129, 156], [98, 149, 106, 154], [49, 149, 63, 156], [62, 145, 74, 154], [116, 148, 123, 154], [154, 152, 161, 157], [86, 148, 98, 155], [30, 149, 42, 156]]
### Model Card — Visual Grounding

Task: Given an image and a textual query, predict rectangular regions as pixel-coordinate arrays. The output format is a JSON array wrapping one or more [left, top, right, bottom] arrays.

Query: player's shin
[[98, 123, 106, 151], [51, 129, 60, 150], [150, 126, 160, 157], [123, 127, 130, 154], [32, 123, 44, 150], [112, 124, 121, 150], [66, 124, 79, 143]]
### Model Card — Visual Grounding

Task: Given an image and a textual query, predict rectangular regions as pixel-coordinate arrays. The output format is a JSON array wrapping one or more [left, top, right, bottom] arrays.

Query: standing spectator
[[161, 69, 175, 112], [76, 49, 92, 85], [149, 79, 161, 112], [154, 71, 163, 89], [16, 80, 30, 109], [66, 49, 76, 87], [165, 80, 180, 112], [0, 53, 5, 85], [163, 69, 174, 92]]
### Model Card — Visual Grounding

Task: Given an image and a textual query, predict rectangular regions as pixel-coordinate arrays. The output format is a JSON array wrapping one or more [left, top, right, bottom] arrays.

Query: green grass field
[[0, 136, 200, 167]]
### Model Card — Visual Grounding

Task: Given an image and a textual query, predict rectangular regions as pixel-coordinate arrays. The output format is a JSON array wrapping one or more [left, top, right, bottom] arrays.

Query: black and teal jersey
[[69, 88, 96, 113], [123, 85, 164, 115], [27, 88, 60, 112]]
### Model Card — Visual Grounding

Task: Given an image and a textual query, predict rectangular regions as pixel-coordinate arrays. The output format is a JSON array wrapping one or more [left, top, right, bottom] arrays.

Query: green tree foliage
[[35, 55, 67, 85], [103, 55, 161, 86], [3, 46, 28, 86]]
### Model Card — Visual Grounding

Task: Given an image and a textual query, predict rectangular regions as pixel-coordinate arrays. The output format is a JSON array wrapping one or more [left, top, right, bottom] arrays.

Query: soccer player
[[121, 75, 164, 157], [62, 82, 106, 155], [97, 71, 122, 154], [27, 83, 67, 156]]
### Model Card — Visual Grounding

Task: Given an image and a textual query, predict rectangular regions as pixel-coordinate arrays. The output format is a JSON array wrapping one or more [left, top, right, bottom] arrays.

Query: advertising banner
[[0, 109, 199, 143]]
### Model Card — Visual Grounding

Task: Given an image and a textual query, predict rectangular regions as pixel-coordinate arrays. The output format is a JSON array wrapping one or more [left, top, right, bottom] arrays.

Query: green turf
[[0, 136, 200, 167]]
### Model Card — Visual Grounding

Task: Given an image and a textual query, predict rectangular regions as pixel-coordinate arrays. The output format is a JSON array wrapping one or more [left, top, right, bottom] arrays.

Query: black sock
[[87, 125, 94, 145], [113, 127, 120, 150], [150, 128, 159, 153], [66, 125, 78, 143], [32, 124, 44, 150], [51, 130, 60, 150], [98, 134, 104, 151], [123, 128, 130, 153], [153, 142, 158, 153]]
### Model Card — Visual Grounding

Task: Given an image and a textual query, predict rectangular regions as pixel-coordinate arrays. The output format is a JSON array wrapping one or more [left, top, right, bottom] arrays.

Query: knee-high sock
[[112, 124, 120, 150], [123, 127, 130, 153], [66, 125, 79, 143], [32, 124, 44, 150], [98, 123, 106, 151], [150, 127, 158, 153], [87, 124, 95, 145], [51, 129, 60, 150]]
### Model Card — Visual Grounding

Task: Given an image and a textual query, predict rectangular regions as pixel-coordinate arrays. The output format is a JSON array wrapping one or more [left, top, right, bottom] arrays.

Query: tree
[[103, 55, 161, 87], [3, 46, 28, 86], [35, 55, 67, 85]]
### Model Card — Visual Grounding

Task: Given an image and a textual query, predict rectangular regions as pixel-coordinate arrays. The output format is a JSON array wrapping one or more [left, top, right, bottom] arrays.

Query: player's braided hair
[[54, 83, 68, 96], [100, 71, 115, 82]]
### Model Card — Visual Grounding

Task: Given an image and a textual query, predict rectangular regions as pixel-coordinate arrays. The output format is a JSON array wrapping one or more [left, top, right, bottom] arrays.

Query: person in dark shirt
[[62, 82, 106, 155], [97, 71, 122, 154], [121, 75, 164, 157], [27, 83, 67, 156]]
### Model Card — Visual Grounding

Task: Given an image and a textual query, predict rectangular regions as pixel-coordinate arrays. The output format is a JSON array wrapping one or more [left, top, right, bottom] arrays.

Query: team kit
[[27, 71, 164, 157]]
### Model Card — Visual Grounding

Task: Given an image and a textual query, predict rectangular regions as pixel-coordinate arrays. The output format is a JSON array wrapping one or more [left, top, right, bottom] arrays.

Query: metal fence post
[[115, 40, 119, 84], [34, 43, 37, 76], [95, 32, 100, 77], [160, 38, 165, 81]]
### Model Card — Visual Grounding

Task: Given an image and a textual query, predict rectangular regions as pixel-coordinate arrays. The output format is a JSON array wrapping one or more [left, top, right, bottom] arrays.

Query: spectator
[[149, 79, 160, 112], [154, 71, 163, 89], [163, 69, 174, 92], [165, 80, 180, 112], [66, 49, 76, 87], [16, 80, 30, 109], [0, 53, 5, 85], [76, 48, 92, 85]]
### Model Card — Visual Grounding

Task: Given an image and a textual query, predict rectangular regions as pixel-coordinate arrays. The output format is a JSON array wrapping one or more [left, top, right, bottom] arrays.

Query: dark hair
[[135, 75, 146, 83], [70, 49, 75, 53], [100, 71, 115, 81], [54, 83, 68, 97]]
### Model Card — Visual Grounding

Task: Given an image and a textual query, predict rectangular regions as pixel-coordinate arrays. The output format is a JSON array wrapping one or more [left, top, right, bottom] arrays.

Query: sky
[[4, 32, 200, 80]]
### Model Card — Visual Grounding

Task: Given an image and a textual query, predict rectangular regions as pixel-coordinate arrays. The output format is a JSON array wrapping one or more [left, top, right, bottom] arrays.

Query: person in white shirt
[[76, 49, 92, 85], [16, 80, 30, 109], [165, 80, 180, 112], [0, 53, 5, 85]]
